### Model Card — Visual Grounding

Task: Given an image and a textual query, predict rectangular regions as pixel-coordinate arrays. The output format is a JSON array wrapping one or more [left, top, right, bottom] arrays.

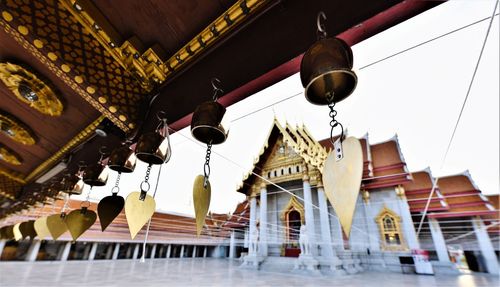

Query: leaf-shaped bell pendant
[[300, 12, 357, 105]]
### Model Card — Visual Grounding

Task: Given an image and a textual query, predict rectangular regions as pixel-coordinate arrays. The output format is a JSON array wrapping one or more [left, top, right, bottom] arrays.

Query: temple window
[[375, 206, 406, 251], [281, 169, 284, 175], [296, 166, 300, 172], [288, 167, 292, 174], [274, 170, 277, 177], [268, 172, 271, 178]]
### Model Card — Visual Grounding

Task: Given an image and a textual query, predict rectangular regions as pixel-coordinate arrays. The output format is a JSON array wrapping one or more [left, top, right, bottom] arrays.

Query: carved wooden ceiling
[[0, 0, 444, 218]]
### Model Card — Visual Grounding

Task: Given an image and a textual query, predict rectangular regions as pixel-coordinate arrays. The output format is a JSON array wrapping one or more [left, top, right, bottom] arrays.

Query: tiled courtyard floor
[[0, 258, 498, 287]]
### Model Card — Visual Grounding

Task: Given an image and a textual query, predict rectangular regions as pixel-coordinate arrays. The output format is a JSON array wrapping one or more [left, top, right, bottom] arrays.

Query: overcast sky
[[79, 0, 499, 216]]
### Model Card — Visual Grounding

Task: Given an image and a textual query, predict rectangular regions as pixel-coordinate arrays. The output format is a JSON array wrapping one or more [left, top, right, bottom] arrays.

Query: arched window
[[296, 166, 300, 173], [288, 167, 292, 174], [375, 206, 406, 251], [281, 169, 284, 175], [274, 170, 277, 177], [268, 172, 271, 178]]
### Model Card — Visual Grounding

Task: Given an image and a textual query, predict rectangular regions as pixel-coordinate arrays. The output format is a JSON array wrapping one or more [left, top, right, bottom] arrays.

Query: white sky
[[79, 0, 499, 216]]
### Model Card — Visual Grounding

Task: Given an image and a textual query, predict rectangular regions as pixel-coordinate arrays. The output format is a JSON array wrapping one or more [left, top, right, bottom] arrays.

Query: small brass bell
[[191, 78, 228, 145], [300, 12, 357, 105], [83, 148, 109, 187], [135, 112, 172, 165], [108, 144, 137, 173], [61, 173, 84, 195]]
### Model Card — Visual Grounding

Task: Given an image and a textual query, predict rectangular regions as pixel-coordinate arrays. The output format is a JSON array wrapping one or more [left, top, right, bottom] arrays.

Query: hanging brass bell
[[83, 163, 109, 186], [61, 173, 84, 195], [135, 113, 171, 165], [301, 13, 357, 105], [191, 101, 228, 145], [108, 145, 137, 173]]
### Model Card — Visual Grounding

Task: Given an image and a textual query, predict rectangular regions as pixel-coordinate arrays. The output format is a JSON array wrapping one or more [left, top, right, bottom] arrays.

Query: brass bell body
[[83, 164, 109, 186], [61, 174, 84, 195], [191, 101, 227, 145], [108, 145, 137, 173], [300, 37, 357, 105], [135, 132, 171, 165]]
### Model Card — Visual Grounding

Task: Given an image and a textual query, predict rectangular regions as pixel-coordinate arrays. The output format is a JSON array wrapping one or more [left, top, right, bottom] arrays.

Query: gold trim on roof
[[24, 115, 105, 182], [60, 0, 271, 91], [0, 112, 36, 145], [0, 144, 22, 166], [0, 62, 63, 116]]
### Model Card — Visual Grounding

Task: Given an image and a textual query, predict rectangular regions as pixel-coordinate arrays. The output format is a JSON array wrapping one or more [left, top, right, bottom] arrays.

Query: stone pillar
[[249, 196, 257, 254], [82, 244, 91, 260], [192, 246, 197, 258], [229, 231, 236, 258], [0, 239, 6, 259], [259, 183, 268, 256], [151, 244, 157, 259], [180, 245, 184, 258], [203, 246, 207, 258], [395, 186, 420, 249], [112, 243, 120, 260], [88, 243, 98, 260], [25, 240, 41, 262], [105, 244, 113, 259], [125, 245, 132, 259], [59, 241, 72, 261], [132, 244, 140, 260], [302, 172, 316, 254], [159, 245, 165, 258], [472, 216, 499, 274], [317, 183, 333, 258], [428, 218, 450, 263], [166, 244, 171, 258]]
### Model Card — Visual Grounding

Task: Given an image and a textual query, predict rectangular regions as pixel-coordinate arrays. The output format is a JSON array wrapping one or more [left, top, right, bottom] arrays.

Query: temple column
[[192, 246, 197, 258], [203, 246, 207, 258], [259, 183, 268, 256], [317, 182, 333, 258], [180, 245, 185, 258], [25, 240, 41, 262], [302, 171, 317, 254], [151, 244, 157, 259], [125, 245, 132, 259], [395, 186, 420, 249], [105, 244, 113, 259], [166, 244, 171, 258], [59, 242, 72, 261], [249, 196, 257, 254], [159, 245, 165, 258], [428, 218, 450, 263], [0, 239, 6, 259], [132, 244, 140, 260], [112, 243, 120, 260], [89, 243, 98, 260], [472, 216, 499, 274], [229, 231, 236, 258]]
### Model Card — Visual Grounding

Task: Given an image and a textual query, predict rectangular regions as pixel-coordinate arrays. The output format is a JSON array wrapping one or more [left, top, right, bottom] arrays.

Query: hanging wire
[[140, 164, 164, 263], [416, 0, 499, 237]]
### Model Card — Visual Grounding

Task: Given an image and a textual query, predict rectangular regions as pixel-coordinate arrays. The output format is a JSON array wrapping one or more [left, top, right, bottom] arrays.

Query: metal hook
[[317, 11, 327, 38], [211, 77, 223, 101]]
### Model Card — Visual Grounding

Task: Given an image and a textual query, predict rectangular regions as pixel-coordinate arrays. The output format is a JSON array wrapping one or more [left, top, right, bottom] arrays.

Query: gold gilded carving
[[375, 205, 407, 251], [0, 112, 36, 145], [0, 62, 63, 116], [60, 0, 271, 91], [0, 144, 22, 165], [280, 196, 305, 224]]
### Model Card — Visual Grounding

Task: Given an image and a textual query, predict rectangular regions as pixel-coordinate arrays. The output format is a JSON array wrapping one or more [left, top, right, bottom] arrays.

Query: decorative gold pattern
[[0, 144, 22, 165], [24, 115, 105, 182], [280, 196, 305, 224], [0, 174, 21, 200], [0, 0, 146, 131], [0, 62, 63, 116], [0, 112, 36, 145], [59, 0, 271, 91], [375, 205, 407, 251]]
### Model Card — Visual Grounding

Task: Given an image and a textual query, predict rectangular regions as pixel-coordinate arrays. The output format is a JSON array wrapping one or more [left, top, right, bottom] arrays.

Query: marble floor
[[0, 258, 498, 287]]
